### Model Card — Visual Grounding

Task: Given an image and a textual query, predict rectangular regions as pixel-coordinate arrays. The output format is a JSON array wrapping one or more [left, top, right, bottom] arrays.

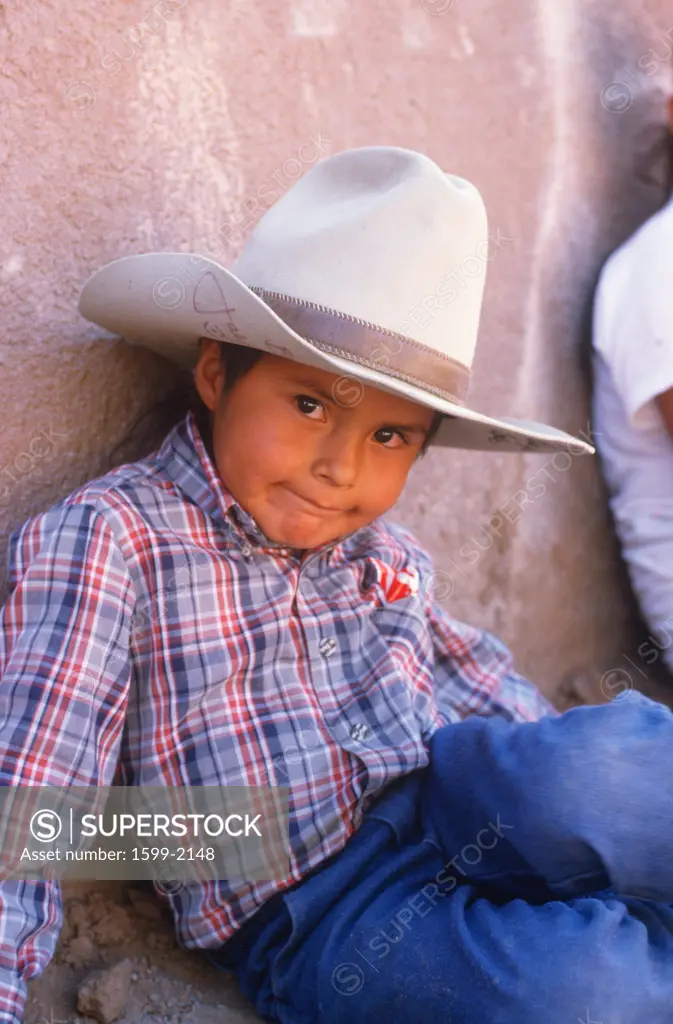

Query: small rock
[[146, 930, 175, 952], [92, 906, 135, 945], [86, 891, 114, 925], [77, 957, 134, 1024], [67, 899, 89, 935], [126, 887, 163, 921], [62, 934, 98, 968]]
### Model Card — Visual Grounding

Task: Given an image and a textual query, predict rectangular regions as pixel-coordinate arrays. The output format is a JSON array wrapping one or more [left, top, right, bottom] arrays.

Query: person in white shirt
[[593, 95, 673, 676]]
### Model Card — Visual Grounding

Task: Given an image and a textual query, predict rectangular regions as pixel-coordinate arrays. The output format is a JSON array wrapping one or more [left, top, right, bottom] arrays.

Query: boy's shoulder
[[63, 453, 163, 504], [598, 199, 673, 300], [58, 450, 169, 516], [8, 449, 173, 560]]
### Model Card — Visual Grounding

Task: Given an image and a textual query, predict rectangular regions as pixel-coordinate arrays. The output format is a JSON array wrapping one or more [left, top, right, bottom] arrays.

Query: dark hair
[[635, 118, 673, 201], [188, 343, 267, 462], [665, 124, 673, 199]]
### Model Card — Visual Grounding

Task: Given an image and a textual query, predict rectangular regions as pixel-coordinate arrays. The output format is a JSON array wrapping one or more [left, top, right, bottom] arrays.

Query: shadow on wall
[[104, 363, 198, 474]]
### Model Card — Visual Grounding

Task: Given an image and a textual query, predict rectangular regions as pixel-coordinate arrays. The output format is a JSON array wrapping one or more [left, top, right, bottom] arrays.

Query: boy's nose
[[313, 430, 363, 489]]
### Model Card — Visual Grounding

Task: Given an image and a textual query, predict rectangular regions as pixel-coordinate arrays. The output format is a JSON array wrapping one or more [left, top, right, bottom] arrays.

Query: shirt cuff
[[0, 974, 27, 1024]]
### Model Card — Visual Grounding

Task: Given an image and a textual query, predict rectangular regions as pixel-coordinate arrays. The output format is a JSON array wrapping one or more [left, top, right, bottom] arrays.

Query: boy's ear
[[194, 338, 226, 413]]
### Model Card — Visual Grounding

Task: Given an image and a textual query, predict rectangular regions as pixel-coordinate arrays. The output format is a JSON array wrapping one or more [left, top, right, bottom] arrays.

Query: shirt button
[[240, 544, 252, 557], [318, 637, 338, 658], [350, 723, 369, 742]]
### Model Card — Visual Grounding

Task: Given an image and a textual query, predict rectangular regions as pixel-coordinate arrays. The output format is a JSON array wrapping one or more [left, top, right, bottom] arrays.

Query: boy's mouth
[[282, 485, 343, 515]]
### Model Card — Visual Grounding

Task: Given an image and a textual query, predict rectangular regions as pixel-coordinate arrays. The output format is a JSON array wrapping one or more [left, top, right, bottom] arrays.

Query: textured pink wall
[[2, 0, 673, 703]]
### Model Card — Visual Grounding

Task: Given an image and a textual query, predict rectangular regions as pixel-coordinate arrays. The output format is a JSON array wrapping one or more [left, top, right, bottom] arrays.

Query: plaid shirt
[[0, 411, 552, 1023]]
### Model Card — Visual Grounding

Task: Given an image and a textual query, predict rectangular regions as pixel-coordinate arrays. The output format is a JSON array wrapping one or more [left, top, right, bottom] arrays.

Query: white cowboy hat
[[78, 145, 593, 455]]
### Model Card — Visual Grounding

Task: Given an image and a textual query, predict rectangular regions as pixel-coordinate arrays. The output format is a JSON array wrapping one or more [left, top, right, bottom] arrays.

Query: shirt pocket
[[356, 555, 428, 642], [326, 557, 434, 756]]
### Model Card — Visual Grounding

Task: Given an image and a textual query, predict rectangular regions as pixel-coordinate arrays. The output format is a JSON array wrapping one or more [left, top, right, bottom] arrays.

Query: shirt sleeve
[[426, 600, 557, 724], [401, 528, 556, 725], [0, 501, 135, 1023], [595, 242, 673, 428]]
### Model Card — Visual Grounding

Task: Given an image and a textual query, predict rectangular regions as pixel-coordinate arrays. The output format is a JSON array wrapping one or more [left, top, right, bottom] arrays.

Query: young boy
[[1, 146, 672, 1024]]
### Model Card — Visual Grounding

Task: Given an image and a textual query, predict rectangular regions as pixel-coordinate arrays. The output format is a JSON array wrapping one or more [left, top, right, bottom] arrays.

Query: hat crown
[[232, 146, 489, 372]]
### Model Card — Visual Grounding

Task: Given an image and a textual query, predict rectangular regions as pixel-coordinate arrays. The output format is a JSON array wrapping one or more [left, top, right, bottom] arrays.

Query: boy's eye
[[373, 428, 409, 449], [295, 395, 324, 419], [294, 395, 409, 449]]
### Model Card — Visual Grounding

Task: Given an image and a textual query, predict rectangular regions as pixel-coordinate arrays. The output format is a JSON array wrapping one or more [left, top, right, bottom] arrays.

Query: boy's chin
[[260, 518, 348, 552], [267, 528, 339, 551]]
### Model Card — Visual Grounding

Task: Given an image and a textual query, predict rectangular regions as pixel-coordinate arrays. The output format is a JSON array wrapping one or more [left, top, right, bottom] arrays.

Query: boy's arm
[[0, 502, 134, 1023], [401, 531, 556, 724], [425, 599, 557, 723]]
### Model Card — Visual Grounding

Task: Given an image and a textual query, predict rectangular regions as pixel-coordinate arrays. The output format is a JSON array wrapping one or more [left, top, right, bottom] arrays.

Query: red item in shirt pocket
[[362, 557, 421, 603]]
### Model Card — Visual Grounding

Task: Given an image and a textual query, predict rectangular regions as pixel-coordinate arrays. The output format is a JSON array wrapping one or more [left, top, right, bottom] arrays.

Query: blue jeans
[[207, 693, 673, 1022]]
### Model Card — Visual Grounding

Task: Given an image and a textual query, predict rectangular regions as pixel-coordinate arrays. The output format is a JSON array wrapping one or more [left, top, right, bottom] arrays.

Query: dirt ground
[[24, 880, 263, 1024]]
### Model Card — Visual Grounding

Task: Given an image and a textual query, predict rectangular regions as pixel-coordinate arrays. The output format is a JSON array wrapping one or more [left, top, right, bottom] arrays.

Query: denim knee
[[518, 693, 670, 808], [312, 893, 663, 1024]]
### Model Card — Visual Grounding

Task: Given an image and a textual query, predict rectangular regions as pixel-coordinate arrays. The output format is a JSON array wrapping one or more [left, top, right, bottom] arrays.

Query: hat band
[[250, 288, 471, 406]]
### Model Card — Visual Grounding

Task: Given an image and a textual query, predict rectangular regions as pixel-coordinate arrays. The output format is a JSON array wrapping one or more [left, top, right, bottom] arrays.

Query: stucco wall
[[2, 0, 673, 704]]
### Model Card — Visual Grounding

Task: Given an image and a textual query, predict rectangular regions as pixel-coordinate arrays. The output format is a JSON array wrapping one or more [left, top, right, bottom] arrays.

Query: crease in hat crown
[[231, 145, 488, 385]]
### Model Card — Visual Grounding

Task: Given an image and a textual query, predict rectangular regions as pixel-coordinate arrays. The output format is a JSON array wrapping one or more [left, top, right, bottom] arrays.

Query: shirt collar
[[158, 411, 371, 564]]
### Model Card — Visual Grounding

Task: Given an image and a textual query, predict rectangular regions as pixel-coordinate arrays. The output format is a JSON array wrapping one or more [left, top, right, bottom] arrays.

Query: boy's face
[[194, 341, 436, 551]]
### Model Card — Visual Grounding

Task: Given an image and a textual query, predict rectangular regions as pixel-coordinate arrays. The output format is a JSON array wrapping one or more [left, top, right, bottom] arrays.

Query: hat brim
[[78, 253, 594, 456]]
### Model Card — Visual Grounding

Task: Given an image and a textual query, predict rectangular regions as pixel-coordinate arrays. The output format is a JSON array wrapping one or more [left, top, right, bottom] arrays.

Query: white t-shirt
[[592, 195, 673, 659]]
